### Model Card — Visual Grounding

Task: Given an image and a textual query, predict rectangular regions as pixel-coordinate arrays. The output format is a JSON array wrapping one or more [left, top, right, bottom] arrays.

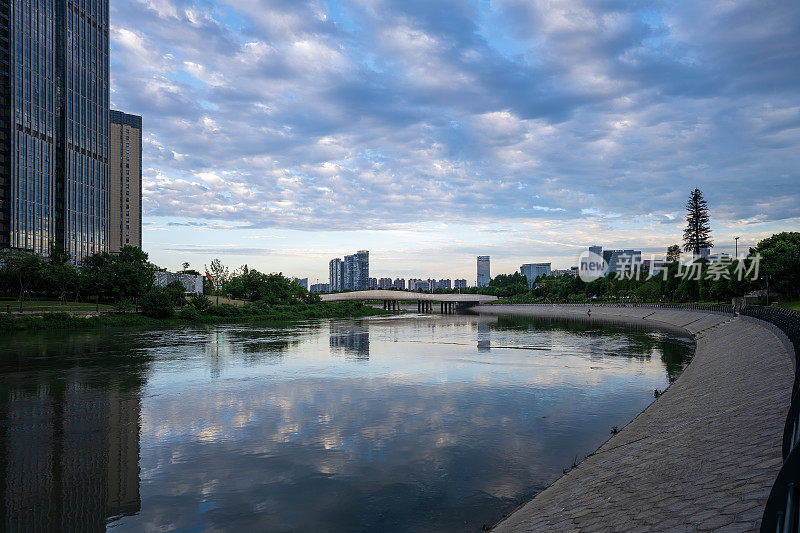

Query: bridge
[[320, 290, 497, 313]]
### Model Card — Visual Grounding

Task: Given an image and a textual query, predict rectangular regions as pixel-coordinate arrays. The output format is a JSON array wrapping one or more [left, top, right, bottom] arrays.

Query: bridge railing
[[735, 306, 800, 532]]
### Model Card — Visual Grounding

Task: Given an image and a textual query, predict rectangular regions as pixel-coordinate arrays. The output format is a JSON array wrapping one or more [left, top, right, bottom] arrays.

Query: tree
[[1, 250, 47, 311], [45, 244, 79, 303], [205, 259, 229, 297], [182, 262, 190, 272], [683, 188, 713, 255], [139, 286, 175, 318], [666, 244, 681, 263], [165, 280, 187, 307], [80, 246, 155, 302], [751, 232, 800, 299]]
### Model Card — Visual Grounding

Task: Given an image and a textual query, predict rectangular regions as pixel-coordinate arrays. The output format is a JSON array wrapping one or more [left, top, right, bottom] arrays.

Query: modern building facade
[[108, 111, 141, 252], [1, 0, 111, 262], [344, 250, 369, 291], [603, 249, 643, 276], [454, 279, 467, 289], [520, 263, 552, 287], [329, 258, 344, 291], [329, 251, 369, 291], [477, 256, 490, 287]]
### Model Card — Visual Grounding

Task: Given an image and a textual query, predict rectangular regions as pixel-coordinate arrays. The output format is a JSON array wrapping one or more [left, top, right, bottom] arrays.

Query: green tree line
[[0, 246, 318, 317]]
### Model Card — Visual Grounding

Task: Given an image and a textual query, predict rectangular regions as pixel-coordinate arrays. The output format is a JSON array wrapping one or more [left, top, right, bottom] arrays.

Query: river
[[0, 313, 693, 532]]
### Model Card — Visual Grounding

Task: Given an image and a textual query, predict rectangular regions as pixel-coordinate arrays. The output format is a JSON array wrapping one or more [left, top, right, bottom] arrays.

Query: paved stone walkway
[[474, 305, 794, 532]]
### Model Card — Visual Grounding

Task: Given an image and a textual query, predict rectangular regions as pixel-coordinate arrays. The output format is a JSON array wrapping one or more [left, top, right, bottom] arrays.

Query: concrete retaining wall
[[474, 304, 794, 532]]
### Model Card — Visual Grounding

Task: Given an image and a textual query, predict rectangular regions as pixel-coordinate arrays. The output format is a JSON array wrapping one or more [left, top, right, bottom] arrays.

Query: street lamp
[[735, 236, 740, 258]]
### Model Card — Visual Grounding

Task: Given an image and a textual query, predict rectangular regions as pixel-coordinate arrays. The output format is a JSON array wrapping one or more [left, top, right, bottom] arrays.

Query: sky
[[110, 0, 800, 284]]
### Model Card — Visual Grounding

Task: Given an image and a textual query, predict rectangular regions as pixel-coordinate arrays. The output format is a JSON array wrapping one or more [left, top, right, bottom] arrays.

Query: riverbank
[[475, 304, 794, 532], [0, 301, 388, 331]]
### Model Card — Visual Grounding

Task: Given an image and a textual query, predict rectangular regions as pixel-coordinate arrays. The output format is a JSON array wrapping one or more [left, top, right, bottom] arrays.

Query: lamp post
[[735, 236, 740, 259]]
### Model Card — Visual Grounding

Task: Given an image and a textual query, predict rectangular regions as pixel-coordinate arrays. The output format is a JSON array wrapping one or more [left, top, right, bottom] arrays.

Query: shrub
[[189, 293, 212, 313], [179, 306, 201, 321], [165, 280, 187, 307], [139, 287, 175, 318], [208, 304, 241, 317], [112, 299, 135, 313]]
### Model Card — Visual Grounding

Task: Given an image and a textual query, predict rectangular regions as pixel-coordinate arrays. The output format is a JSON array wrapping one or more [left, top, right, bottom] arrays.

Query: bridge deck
[[320, 290, 497, 303]]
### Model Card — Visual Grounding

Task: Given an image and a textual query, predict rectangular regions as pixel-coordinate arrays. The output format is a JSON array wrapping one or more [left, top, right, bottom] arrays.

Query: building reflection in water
[[0, 334, 146, 530], [329, 323, 370, 359]]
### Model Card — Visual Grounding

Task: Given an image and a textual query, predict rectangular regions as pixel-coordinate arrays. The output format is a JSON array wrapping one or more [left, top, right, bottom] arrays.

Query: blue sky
[[110, 0, 800, 283]]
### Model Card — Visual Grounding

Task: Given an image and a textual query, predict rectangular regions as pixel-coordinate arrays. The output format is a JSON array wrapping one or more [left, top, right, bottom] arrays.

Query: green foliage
[[179, 306, 201, 320], [208, 304, 241, 317], [80, 246, 155, 302], [0, 250, 48, 307], [752, 232, 800, 299], [666, 244, 681, 262], [164, 280, 186, 307], [1, 300, 385, 331], [189, 293, 212, 312], [683, 188, 713, 254], [139, 287, 175, 318], [215, 261, 316, 304]]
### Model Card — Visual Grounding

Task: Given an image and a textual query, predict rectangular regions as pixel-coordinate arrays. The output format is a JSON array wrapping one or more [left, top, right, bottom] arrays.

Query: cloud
[[110, 0, 800, 238]]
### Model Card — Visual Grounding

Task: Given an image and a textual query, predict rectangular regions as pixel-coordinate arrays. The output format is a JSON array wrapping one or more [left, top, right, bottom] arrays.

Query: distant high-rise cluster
[[0, 1, 143, 262], [329, 251, 369, 291]]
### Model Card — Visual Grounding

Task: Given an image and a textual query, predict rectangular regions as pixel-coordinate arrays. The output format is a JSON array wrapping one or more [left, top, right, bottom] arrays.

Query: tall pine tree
[[683, 188, 713, 255]]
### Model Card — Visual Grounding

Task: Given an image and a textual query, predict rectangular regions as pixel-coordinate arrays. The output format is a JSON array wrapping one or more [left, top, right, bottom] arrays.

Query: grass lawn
[[207, 296, 248, 307], [777, 300, 800, 311], [0, 300, 115, 313]]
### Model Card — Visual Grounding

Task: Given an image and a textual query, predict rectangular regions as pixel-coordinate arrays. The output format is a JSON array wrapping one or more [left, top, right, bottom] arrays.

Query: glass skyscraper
[[0, 0, 109, 262]]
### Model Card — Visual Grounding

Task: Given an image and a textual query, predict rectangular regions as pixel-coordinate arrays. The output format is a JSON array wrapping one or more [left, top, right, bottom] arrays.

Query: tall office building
[[1, 0, 110, 262], [477, 256, 490, 287], [589, 245, 603, 257], [108, 111, 141, 252]]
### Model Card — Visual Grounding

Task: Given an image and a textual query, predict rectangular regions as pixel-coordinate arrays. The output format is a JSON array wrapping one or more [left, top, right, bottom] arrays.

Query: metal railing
[[737, 306, 800, 533]]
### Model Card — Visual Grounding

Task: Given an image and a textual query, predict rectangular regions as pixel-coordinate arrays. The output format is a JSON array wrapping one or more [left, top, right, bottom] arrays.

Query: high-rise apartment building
[[329, 258, 344, 291], [454, 279, 467, 289], [108, 111, 141, 252], [329, 251, 370, 291], [477, 256, 490, 287], [344, 250, 369, 291], [1, 0, 111, 262]]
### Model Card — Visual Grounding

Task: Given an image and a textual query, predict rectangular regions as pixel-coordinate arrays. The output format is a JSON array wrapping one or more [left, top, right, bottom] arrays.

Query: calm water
[[0, 314, 693, 532]]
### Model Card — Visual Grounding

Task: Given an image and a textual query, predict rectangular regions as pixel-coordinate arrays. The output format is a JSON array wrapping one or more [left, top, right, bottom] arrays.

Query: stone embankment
[[474, 305, 794, 532]]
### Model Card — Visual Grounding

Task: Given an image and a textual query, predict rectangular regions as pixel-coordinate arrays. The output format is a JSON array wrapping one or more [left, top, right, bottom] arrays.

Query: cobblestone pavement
[[475, 306, 794, 532]]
